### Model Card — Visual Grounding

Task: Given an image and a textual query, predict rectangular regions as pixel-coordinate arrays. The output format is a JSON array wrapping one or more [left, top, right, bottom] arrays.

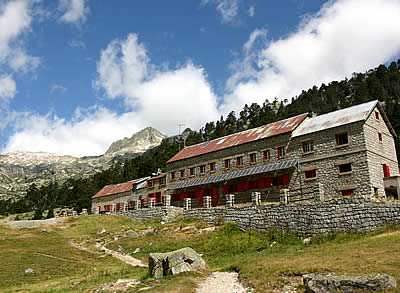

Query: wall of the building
[[364, 107, 400, 197], [292, 121, 372, 199], [91, 191, 132, 214], [146, 177, 167, 204]]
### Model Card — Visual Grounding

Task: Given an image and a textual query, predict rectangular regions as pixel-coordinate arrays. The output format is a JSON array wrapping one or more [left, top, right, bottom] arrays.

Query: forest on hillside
[[2, 60, 400, 216]]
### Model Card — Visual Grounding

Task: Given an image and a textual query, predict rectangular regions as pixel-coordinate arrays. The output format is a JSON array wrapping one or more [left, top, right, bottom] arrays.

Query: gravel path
[[2, 218, 64, 229], [196, 272, 252, 293]]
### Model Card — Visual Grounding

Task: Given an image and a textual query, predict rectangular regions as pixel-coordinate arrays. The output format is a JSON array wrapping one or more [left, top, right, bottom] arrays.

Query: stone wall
[[120, 206, 183, 223], [183, 199, 400, 236]]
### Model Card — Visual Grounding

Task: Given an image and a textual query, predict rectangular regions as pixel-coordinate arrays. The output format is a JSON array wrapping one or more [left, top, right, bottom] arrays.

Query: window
[[339, 163, 352, 174], [341, 189, 353, 196], [210, 162, 216, 172], [263, 150, 270, 161], [236, 156, 243, 167], [336, 133, 348, 146], [189, 167, 195, 176], [159, 178, 166, 186], [304, 169, 317, 179], [224, 159, 231, 169], [180, 169, 185, 177], [171, 172, 175, 181], [249, 153, 257, 163], [375, 111, 380, 120], [199, 165, 206, 174], [383, 164, 391, 177], [148, 180, 154, 188], [378, 132, 383, 142], [302, 140, 314, 153], [277, 146, 285, 159]]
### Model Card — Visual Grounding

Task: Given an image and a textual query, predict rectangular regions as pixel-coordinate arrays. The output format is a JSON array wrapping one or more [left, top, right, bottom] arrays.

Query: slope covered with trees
[[2, 60, 400, 215]]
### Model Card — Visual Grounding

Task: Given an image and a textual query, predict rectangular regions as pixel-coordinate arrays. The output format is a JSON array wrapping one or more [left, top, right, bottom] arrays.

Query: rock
[[149, 247, 206, 278], [97, 228, 106, 235], [303, 237, 311, 244], [126, 230, 140, 238], [133, 247, 141, 254], [141, 228, 155, 236], [303, 273, 397, 292], [24, 268, 34, 274]]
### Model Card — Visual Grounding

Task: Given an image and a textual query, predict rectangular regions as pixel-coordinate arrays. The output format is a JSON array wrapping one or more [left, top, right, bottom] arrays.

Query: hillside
[[3, 60, 400, 215], [0, 127, 166, 202], [0, 215, 399, 292]]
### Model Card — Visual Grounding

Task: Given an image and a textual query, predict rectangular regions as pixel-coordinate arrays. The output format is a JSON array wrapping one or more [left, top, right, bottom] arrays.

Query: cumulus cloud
[[95, 33, 219, 134], [0, 0, 39, 73], [3, 108, 144, 156], [59, 0, 89, 24], [221, 0, 400, 112], [202, 0, 240, 23], [4, 33, 219, 156], [0, 75, 16, 100]]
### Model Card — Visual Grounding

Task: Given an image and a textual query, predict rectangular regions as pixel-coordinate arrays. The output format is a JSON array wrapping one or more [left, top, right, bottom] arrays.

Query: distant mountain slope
[[105, 127, 167, 157], [0, 127, 166, 201]]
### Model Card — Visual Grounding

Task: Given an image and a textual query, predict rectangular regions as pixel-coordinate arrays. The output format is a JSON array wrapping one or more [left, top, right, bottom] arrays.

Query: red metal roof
[[167, 113, 308, 164], [92, 177, 147, 198]]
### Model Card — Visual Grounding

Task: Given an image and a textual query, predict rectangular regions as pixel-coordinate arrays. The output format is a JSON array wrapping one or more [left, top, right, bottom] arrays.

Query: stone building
[[91, 173, 169, 213], [166, 100, 399, 206], [91, 177, 149, 213]]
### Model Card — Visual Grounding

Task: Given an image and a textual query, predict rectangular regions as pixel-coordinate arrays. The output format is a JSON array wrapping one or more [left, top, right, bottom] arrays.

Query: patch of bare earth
[[196, 272, 252, 293]]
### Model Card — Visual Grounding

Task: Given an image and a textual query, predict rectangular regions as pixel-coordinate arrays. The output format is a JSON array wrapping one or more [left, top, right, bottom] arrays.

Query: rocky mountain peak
[[105, 127, 167, 156]]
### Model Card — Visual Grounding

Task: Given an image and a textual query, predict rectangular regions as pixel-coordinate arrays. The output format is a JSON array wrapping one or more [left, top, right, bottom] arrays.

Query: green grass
[[1, 215, 400, 292]]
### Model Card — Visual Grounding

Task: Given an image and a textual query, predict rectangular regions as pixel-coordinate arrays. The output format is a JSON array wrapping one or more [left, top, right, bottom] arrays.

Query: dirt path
[[2, 218, 65, 229], [196, 272, 252, 293], [100, 246, 147, 268]]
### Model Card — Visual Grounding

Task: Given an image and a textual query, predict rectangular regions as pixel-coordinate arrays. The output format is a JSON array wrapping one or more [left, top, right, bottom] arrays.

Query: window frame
[[302, 140, 314, 154], [378, 132, 383, 142], [336, 132, 349, 146], [224, 159, 231, 169], [277, 146, 286, 159], [262, 149, 270, 161], [179, 169, 185, 178], [189, 167, 195, 176], [338, 163, 352, 175], [199, 165, 206, 174], [375, 111, 380, 120], [249, 153, 257, 164], [236, 156, 244, 167], [209, 162, 216, 172], [304, 169, 317, 180]]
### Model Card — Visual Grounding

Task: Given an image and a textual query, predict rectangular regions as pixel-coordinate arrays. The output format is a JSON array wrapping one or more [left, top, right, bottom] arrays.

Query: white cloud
[[0, 75, 16, 100], [0, 0, 38, 73], [221, 0, 400, 112], [4, 33, 219, 156], [202, 0, 240, 23], [248, 5, 255, 17], [3, 108, 144, 156], [59, 0, 89, 24], [50, 84, 67, 94]]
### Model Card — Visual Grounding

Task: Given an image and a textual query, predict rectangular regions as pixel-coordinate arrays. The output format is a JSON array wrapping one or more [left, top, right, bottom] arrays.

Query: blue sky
[[1, 0, 400, 156]]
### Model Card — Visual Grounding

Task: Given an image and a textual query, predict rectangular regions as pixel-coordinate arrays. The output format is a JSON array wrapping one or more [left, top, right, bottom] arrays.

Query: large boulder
[[149, 247, 206, 278], [303, 273, 397, 292]]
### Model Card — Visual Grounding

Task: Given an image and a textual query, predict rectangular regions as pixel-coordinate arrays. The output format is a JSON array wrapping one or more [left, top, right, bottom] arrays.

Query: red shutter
[[265, 178, 272, 188], [282, 175, 289, 185], [383, 164, 391, 177], [222, 185, 229, 194]]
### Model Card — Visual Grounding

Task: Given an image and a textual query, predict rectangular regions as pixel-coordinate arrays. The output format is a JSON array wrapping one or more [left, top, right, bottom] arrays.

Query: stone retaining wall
[[120, 206, 183, 223], [183, 199, 400, 236]]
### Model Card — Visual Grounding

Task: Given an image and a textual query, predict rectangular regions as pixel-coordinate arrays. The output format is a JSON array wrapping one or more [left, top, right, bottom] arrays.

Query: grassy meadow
[[0, 215, 399, 292]]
